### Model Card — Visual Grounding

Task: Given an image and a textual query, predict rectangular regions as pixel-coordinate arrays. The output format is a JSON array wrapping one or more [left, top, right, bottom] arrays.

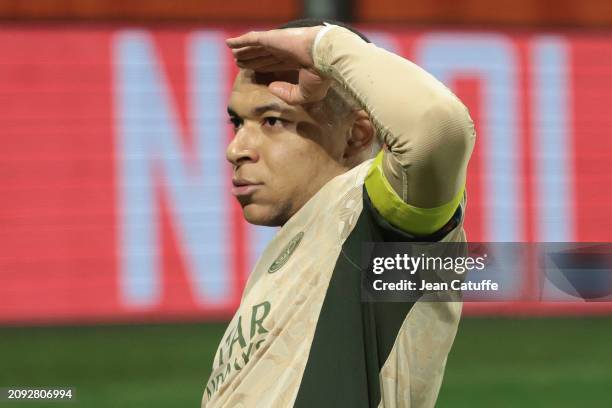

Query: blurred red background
[[1, 0, 612, 325]]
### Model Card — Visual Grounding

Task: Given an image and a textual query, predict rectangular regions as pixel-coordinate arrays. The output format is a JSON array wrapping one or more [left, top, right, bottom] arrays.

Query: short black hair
[[278, 18, 370, 43]]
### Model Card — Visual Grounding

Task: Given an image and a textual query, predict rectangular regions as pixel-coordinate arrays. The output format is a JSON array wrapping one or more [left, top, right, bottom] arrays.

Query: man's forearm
[[313, 26, 475, 211]]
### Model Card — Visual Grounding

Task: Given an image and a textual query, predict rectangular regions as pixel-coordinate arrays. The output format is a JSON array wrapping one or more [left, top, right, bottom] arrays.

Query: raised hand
[[226, 27, 333, 105]]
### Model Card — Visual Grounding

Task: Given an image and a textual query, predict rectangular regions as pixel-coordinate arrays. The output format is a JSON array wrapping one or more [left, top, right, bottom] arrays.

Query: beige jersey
[[202, 25, 475, 408]]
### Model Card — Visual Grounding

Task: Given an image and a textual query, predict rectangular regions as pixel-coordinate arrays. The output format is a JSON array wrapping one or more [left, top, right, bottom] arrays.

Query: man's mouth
[[231, 178, 262, 197]]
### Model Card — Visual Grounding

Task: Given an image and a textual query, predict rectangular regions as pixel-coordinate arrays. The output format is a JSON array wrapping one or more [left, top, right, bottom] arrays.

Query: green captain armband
[[364, 151, 464, 236]]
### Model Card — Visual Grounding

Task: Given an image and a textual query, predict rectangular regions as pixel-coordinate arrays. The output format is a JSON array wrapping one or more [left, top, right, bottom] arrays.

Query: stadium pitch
[[0, 318, 610, 407]]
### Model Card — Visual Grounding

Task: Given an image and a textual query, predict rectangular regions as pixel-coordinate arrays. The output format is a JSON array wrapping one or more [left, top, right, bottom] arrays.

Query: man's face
[[226, 70, 350, 226]]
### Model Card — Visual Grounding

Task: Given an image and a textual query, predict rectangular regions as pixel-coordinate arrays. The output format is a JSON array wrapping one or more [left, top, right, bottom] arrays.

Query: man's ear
[[344, 109, 374, 159]]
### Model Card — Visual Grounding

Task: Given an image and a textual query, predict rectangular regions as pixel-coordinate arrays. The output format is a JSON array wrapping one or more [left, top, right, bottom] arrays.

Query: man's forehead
[[234, 69, 299, 87], [229, 69, 319, 117], [229, 74, 290, 115], [229, 69, 331, 124]]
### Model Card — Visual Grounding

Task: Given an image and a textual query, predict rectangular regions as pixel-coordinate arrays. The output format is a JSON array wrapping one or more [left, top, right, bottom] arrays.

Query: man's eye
[[228, 117, 243, 129], [263, 117, 283, 127]]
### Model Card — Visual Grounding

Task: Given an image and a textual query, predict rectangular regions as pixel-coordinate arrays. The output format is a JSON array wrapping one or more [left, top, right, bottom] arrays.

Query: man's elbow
[[423, 96, 476, 158], [411, 97, 475, 205]]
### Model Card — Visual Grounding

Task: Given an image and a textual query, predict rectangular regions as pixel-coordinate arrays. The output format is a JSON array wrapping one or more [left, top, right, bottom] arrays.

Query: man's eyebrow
[[227, 103, 293, 118], [252, 103, 285, 116]]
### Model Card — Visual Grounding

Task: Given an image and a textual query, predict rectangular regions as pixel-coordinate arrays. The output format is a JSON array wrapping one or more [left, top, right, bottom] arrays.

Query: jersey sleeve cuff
[[313, 23, 335, 54], [364, 150, 465, 236]]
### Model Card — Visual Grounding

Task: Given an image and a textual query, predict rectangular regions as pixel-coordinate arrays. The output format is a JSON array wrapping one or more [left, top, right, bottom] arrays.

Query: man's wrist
[[310, 24, 338, 75], [312, 24, 335, 56]]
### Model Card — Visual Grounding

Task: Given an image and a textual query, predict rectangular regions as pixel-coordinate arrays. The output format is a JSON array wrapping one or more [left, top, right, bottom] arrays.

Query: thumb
[[269, 81, 306, 105], [298, 69, 331, 103], [269, 70, 331, 105]]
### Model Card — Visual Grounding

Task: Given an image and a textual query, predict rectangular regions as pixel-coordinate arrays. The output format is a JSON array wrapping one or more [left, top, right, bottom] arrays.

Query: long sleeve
[[313, 26, 476, 235]]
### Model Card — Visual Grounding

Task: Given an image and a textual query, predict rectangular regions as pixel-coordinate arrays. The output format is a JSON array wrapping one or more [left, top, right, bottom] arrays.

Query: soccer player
[[202, 19, 475, 407]]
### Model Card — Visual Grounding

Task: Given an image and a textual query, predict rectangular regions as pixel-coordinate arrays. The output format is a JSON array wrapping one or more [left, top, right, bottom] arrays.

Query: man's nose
[[226, 130, 259, 167]]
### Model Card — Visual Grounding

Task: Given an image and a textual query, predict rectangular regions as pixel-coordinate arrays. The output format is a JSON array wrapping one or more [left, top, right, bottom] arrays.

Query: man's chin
[[242, 203, 285, 227]]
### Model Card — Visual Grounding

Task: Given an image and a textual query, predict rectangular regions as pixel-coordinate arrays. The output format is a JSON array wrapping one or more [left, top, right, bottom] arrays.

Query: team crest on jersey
[[268, 231, 304, 273]]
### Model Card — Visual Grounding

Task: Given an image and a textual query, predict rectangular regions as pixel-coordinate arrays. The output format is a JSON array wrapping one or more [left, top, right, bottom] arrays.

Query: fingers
[[226, 31, 268, 49], [231, 46, 270, 61], [235, 54, 299, 72], [236, 55, 281, 70]]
